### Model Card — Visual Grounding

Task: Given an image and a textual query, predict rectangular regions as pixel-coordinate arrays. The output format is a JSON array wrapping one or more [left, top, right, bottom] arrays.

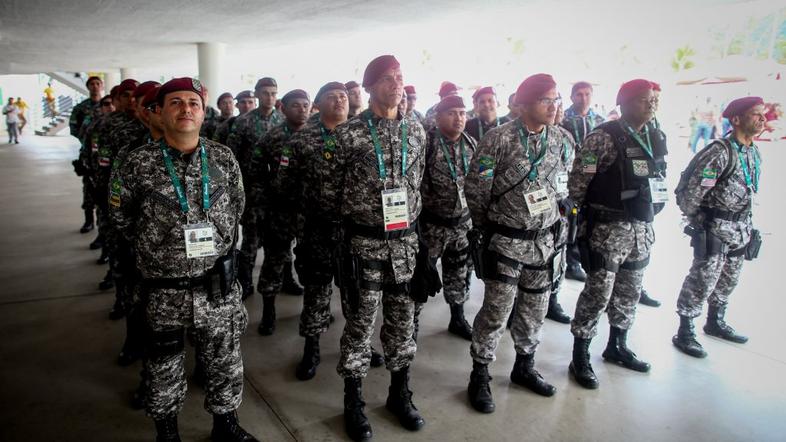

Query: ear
[[731, 115, 740, 126]]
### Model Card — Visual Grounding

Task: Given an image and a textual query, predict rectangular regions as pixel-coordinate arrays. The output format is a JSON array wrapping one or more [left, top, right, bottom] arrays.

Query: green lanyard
[[366, 117, 408, 180], [438, 135, 469, 182], [478, 117, 499, 140], [571, 114, 595, 142], [319, 123, 336, 155], [731, 139, 760, 193], [159, 140, 209, 213], [516, 122, 548, 182], [621, 120, 653, 158]]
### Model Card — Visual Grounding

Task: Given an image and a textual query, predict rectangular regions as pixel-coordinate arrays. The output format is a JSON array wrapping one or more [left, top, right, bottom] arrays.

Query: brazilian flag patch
[[478, 156, 495, 179]]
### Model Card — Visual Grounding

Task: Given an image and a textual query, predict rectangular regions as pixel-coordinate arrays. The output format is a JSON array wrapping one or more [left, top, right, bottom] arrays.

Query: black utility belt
[[701, 207, 750, 222], [346, 220, 419, 241], [586, 207, 630, 223], [421, 210, 470, 228], [487, 221, 558, 241], [142, 275, 209, 290]]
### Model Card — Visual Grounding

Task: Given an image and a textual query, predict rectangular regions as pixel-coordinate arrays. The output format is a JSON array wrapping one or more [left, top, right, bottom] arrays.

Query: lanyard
[[516, 121, 548, 182], [159, 140, 209, 213], [621, 120, 653, 158], [319, 123, 336, 154], [438, 135, 469, 182], [478, 117, 499, 140], [366, 116, 408, 180], [570, 114, 595, 142], [731, 139, 760, 193]]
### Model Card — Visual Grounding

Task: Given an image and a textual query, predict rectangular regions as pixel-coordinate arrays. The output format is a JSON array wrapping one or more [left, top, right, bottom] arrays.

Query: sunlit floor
[[0, 133, 784, 442]]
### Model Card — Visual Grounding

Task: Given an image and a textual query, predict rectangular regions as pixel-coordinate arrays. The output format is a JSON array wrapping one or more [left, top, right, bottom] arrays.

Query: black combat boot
[[257, 297, 276, 335], [154, 415, 181, 442], [344, 377, 373, 441], [545, 292, 571, 324], [564, 264, 586, 282], [295, 335, 321, 381], [89, 233, 104, 250], [386, 366, 425, 431], [704, 304, 748, 343], [601, 326, 651, 372], [672, 315, 708, 358], [448, 303, 473, 340], [211, 411, 258, 442], [369, 346, 384, 368], [96, 247, 110, 265], [80, 209, 94, 233], [98, 269, 114, 290], [467, 361, 495, 413], [510, 353, 557, 397], [569, 337, 599, 389], [639, 289, 661, 307], [281, 262, 304, 296]]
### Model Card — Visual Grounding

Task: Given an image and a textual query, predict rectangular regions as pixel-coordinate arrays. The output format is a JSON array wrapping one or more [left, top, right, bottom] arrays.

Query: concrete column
[[197, 42, 226, 108], [120, 68, 138, 80], [104, 71, 120, 91]]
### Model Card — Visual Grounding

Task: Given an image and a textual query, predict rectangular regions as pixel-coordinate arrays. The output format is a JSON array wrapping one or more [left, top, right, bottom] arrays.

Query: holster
[[333, 228, 361, 314], [204, 248, 238, 303], [467, 228, 486, 280], [685, 224, 726, 259], [566, 208, 578, 245], [410, 229, 442, 303], [149, 327, 184, 360], [745, 229, 762, 261]]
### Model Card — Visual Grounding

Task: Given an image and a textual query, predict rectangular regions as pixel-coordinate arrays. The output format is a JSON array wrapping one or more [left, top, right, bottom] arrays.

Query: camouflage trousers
[[420, 220, 471, 306], [258, 211, 296, 297], [81, 176, 95, 211], [295, 222, 338, 337], [238, 211, 261, 291], [471, 231, 558, 363], [146, 285, 247, 420], [570, 220, 653, 339], [676, 220, 750, 318], [337, 234, 418, 378]]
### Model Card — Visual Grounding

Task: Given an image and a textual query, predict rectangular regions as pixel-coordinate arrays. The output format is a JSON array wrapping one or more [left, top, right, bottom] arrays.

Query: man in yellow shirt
[[15, 97, 28, 133]]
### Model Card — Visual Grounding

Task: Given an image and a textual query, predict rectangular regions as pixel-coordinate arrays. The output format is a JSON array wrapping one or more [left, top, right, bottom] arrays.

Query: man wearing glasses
[[567, 79, 667, 389]]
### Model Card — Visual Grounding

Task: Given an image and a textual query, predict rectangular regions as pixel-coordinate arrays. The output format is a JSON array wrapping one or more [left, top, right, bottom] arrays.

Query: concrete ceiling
[[0, 0, 497, 75]]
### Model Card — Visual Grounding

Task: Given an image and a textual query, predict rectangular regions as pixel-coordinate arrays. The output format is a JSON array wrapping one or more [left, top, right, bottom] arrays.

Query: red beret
[[438, 81, 460, 98], [85, 75, 102, 85], [156, 77, 205, 107], [571, 81, 593, 95], [362, 55, 401, 88], [722, 96, 764, 119], [133, 81, 161, 99], [616, 79, 653, 105], [650, 81, 662, 92], [255, 77, 277, 90], [435, 95, 465, 113], [315, 82, 347, 103], [116, 79, 139, 95], [514, 74, 557, 105], [281, 89, 310, 106], [109, 85, 120, 98], [345, 81, 360, 90], [472, 86, 496, 100], [141, 85, 161, 108], [216, 92, 233, 105], [404, 85, 417, 96], [235, 90, 254, 100]]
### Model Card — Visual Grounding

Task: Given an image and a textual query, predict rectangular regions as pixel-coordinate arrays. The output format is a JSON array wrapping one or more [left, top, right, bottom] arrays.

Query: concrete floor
[[1, 133, 785, 442]]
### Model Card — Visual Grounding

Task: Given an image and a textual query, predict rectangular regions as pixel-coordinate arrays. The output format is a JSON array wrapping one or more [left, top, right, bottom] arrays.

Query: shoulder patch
[[478, 155, 495, 179]]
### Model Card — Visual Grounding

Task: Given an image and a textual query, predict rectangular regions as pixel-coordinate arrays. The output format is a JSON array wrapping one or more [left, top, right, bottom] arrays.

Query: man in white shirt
[[3, 97, 20, 144]]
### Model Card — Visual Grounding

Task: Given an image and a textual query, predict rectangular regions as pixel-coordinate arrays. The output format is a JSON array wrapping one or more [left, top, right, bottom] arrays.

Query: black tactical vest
[[585, 120, 668, 222]]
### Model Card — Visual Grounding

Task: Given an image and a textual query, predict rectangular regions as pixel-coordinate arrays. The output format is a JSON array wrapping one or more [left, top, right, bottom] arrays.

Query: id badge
[[279, 155, 290, 167], [524, 188, 552, 216], [556, 172, 569, 194], [649, 178, 669, 203], [457, 184, 467, 209], [382, 188, 410, 232], [98, 157, 111, 167], [184, 223, 218, 258]]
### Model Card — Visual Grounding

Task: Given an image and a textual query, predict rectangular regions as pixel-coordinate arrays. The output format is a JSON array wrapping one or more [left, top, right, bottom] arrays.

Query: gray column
[[197, 42, 226, 108]]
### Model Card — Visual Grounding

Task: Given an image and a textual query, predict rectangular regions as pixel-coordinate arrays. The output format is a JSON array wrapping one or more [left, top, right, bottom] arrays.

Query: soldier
[[227, 78, 286, 298], [403, 85, 425, 124], [345, 81, 363, 118], [423, 81, 460, 130], [671, 97, 764, 358], [503, 93, 520, 121], [112, 77, 256, 442], [70, 75, 104, 234], [201, 92, 233, 141], [214, 90, 255, 146], [465, 74, 574, 411], [568, 79, 666, 389], [327, 55, 427, 440], [416, 95, 475, 340], [465, 87, 510, 143], [248, 89, 311, 335]]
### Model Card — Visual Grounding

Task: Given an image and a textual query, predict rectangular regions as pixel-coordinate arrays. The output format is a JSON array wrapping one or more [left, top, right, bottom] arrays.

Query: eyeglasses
[[536, 97, 562, 107]]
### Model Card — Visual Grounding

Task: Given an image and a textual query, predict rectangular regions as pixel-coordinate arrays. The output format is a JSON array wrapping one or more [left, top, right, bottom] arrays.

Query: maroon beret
[[650, 81, 662, 92], [616, 79, 653, 105], [255, 77, 277, 90], [438, 81, 460, 98], [109, 86, 120, 98], [116, 79, 139, 95], [85, 75, 102, 85], [142, 85, 161, 108], [571, 81, 593, 95], [345, 81, 360, 90], [362, 55, 400, 88], [472, 86, 496, 100], [216, 92, 233, 105], [156, 77, 205, 107], [235, 90, 254, 100], [435, 95, 465, 113], [722, 96, 764, 119], [315, 82, 347, 103], [281, 89, 310, 106], [404, 85, 417, 96], [514, 74, 557, 105], [133, 81, 161, 99]]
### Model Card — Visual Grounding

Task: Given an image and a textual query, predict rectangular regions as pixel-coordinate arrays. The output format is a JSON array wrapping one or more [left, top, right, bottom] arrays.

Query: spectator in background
[[44, 82, 57, 120], [15, 97, 28, 134], [689, 97, 717, 153], [3, 97, 20, 144]]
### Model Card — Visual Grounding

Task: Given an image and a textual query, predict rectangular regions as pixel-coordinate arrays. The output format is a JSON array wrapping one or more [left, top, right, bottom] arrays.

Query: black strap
[[142, 275, 207, 289], [727, 247, 747, 257], [586, 206, 629, 223], [361, 259, 387, 271], [488, 221, 557, 241], [421, 209, 471, 228], [619, 256, 650, 270], [346, 219, 419, 240], [700, 206, 750, 222], [518, 283, 552, 294]]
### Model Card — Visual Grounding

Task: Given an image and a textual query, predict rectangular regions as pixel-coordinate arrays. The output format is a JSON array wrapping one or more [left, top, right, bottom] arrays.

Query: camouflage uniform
[[213, 116, 237, 145], [675, 138, 757, 318], [200, 106, 223, 140], [568, 121, 666, 339], [465, 115, 511, 143], [465, 121, 574, 362], [70, 98, 102, 211], [328, 109, 426, 378], [226, 108, 283, 292], [111, 138, 247, 420]]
